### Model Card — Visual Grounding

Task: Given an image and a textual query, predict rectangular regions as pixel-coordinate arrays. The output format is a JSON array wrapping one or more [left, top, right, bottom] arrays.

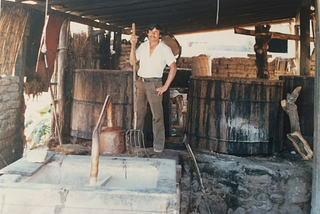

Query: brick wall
[[0, 76, 24, 169], [119, 43, 279, 79], [119, 43, 139, 71], [178, 56, 277, 79]]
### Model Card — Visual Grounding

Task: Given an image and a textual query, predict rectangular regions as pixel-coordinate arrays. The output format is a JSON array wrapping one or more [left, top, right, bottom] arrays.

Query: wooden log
[[281, 86, 302, 132], [300, 0, 311, 76], [57, 19, 70, 142], [254, 25, 271, 79], [281, 86, 313, 159], [287, 131, 313, 160]]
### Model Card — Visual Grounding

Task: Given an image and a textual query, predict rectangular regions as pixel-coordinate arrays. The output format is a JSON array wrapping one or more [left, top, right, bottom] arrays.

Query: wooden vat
[[70, 69, 133, 139], [185, 76, 283, 155], [279, 75, 314, 150]]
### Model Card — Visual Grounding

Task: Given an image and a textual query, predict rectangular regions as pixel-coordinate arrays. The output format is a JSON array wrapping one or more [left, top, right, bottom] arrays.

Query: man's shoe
[[154, 148, 163, 153]]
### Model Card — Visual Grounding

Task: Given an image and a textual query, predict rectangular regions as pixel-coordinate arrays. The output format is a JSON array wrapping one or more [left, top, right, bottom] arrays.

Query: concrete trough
[[0, 153, 179, 214]]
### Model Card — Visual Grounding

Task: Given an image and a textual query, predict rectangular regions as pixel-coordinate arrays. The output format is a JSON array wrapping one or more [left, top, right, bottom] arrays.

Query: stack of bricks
[[177, 56, 276, 79], [119, 43, 131, 71], [211, 57, 257, 78], [0, 76, 23, 169], [119, 43, 139, 71], [177, 57, 193, 69], [311, 52, 315, 76]]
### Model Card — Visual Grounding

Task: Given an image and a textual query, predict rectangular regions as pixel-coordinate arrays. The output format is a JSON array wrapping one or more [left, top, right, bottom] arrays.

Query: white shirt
[[136, 40, 176, 78]]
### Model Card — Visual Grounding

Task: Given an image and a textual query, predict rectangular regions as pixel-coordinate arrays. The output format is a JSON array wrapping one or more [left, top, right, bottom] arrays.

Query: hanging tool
[[42, 0, 62, 145], [126, 23, 146, 156]]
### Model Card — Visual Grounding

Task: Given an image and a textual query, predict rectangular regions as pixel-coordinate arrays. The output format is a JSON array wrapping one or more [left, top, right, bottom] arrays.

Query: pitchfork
[[126, 23, 146, 156]]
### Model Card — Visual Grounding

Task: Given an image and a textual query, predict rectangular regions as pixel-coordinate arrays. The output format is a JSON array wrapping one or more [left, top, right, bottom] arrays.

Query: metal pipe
[[90, 95, 112, 185]]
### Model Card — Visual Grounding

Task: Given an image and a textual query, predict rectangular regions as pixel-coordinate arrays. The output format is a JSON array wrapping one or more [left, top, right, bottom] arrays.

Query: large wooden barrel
[[70, 69, 133, 139], [185, 76, 284, 155], [279, 75, 314, 150]]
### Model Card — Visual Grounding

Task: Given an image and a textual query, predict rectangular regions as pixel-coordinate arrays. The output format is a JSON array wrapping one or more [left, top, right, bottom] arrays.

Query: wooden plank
[[0, 152, 55, 176]]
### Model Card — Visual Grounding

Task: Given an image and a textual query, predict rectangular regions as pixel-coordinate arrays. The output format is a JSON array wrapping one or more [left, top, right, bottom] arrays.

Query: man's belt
[[138, 77, 162, 82]]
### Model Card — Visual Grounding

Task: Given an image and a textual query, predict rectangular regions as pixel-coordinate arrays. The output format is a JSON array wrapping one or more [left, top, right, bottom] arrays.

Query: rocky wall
[[0, 76, 24, 169], [179, 152, 312, 214]]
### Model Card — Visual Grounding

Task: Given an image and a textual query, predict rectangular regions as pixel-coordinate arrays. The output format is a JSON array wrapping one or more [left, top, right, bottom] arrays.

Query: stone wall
[[179, 152, 312, 214], [0, 76, 24, 169]]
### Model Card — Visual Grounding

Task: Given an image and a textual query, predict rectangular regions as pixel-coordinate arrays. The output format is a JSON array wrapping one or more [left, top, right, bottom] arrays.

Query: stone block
[[3, 94, 12, 102], [9, 91, 21, 100], [7, 84, 19, 92], [228, 64, 245, 70], [0, 78, 11, 86], [212, 58, 220, 65], [0, 127, 14, 139], [10, 76, 20, 84], [220, 57, 231, 65], [270, 194, 284, 204], [7, 100, 20, 109], [0, 85, 8, 94], [0, 109, 17, 120], [0, 103, 7, 112], [27, 149, 48, 163], [228, 58, 245, 65], [242, 59, 256, 66]]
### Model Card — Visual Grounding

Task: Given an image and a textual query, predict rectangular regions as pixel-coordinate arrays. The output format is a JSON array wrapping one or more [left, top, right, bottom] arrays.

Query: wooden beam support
[[312, 0, 320, 213], [300, 0, 311, 76], [234, 27, 314, 42], [3, 1, 123, 33]]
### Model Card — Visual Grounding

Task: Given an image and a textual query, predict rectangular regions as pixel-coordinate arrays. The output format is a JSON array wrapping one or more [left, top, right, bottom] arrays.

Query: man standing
[[130, 23, 177, 153]]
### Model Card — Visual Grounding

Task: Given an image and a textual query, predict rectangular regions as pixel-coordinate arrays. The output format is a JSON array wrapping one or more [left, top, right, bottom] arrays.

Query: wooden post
[[99, 33, 110, 69], [86, 26, 93, 69], [57, 19, 69, 142], [113, 29, 122, 69], [254, 24, 271, 79], [295, 25, 300, 75], [300, 0, 311, 76], [311, 0, 320, 212]]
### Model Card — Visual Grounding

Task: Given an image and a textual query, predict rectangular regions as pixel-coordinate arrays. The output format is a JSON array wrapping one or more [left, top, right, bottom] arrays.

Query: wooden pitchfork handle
[[131, 23, 137, 130]]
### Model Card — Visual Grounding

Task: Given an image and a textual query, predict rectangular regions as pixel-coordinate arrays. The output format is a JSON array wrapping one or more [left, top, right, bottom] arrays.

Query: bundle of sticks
[[0, 6, 28, 76]]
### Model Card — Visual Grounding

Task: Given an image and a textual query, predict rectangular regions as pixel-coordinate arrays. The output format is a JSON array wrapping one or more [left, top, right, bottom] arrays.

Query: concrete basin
[[0, 153, 179, 214]]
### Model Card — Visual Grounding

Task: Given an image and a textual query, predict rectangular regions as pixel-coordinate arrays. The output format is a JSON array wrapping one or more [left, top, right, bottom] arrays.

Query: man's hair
[[147, 23, 164, 35]]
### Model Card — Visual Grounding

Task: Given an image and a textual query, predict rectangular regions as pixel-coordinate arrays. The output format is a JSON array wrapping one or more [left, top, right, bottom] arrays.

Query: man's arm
[[156, 62, 177, 96], [129, 35, 138, 66]]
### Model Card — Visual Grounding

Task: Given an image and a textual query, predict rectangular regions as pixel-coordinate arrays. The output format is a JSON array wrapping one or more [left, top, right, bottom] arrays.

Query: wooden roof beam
[[4, 1, 123, 33], [234, 27, 314, 42]]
